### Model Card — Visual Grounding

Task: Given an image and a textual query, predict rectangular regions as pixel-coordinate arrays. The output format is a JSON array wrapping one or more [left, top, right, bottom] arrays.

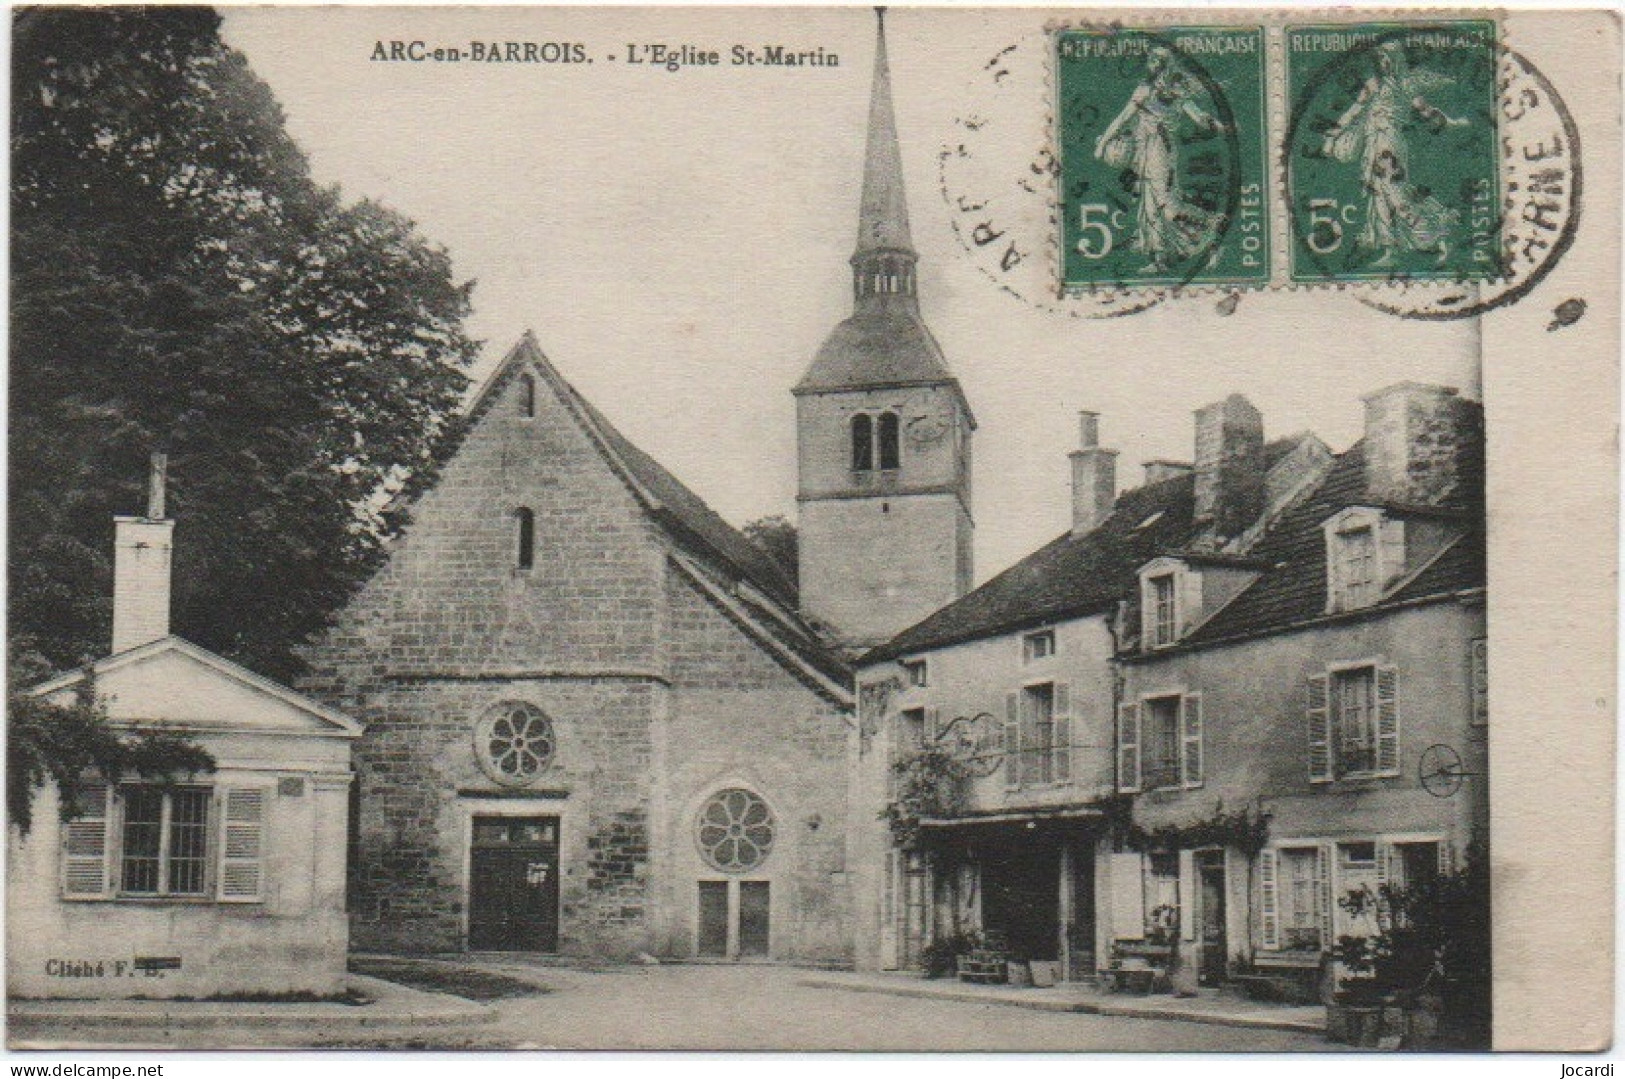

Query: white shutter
[[1139, 576, 1156, 649], [1378, 517, 1407, 587], [1307, 673, 1332, 782], [1053, 683, 1072, 784], [1181, 694, 1204, 788], [1437, 841, 1455, 878], [1003, 693, 1021, 790], [925, 707, 941, 745], [1258, 849, 1280, 950], [1326, 531, 1345, 612], [1110, 853, 1146, 940], [1179, 568, 1203, 636], [1315, 844, 1333, 949], [61, 782, 113, 899], [1375, 666, 1400, 775], [1117, 702, 1141, 792], [1377, 840, 1395, 893], [218, 787, 267, 903], [1178, 849, 1197, 941]]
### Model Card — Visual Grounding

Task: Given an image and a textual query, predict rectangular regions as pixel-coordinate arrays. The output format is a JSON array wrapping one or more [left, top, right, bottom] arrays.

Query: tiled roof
[[1180, 440, 1485, 647], [864, 474, 1198, 662], [795, 307, 958, 395]]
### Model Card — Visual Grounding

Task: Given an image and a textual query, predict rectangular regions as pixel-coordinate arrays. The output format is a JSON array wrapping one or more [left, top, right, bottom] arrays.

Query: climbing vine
[[878, 745, 970, 848], [1108, 799, 1272, 856]]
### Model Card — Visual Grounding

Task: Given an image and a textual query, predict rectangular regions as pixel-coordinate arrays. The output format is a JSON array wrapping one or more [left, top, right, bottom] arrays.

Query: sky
[[220, 7, 1480, 582]]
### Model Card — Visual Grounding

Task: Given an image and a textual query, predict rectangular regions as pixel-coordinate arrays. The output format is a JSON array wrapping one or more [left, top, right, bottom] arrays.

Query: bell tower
[[794, 8, 975, 651]]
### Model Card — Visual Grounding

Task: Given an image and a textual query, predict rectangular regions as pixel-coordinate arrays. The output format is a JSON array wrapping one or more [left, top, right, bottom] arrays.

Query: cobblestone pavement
[[11, 963, 1344, 1051], [451, 962, 1338, 1052]]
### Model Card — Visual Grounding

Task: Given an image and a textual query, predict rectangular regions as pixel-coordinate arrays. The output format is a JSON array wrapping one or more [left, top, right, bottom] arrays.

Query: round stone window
[[696, 788, 775, 873], [474, 702, 556, 786]]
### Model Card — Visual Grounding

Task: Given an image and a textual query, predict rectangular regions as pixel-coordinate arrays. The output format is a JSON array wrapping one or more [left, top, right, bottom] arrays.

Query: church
[[297, 12, 971, 963]]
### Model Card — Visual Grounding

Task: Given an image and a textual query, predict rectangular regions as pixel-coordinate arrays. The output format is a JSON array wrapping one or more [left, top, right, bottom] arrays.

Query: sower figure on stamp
[[1321, 41, 1470, 268], [1094, 46, 1229, 273]]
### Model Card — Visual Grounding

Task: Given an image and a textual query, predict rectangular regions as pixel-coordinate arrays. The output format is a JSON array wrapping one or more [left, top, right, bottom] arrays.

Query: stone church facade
[[299, 12, 966, 965]]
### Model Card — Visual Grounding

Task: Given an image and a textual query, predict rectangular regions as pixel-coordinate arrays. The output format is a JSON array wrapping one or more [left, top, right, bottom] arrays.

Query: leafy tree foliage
[[7, 648, 213, 838], [743, 515, 798, 589], [10, 7, 479, 679]]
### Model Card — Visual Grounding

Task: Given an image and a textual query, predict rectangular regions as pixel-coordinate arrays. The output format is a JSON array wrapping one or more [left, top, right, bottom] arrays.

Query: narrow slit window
[[851, 414, 874, 472], [516, 507, 536, 570], [877, 412, 900, 470], [518, 373, 536, 418]]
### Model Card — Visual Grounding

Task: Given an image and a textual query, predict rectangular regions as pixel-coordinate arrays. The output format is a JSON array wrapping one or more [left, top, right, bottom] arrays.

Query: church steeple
[[853, 8, 916, 306]]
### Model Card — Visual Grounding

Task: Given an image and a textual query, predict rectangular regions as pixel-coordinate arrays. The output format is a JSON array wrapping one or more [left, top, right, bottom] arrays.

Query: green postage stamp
[[1055, 27, 1268, 290], [1286, 22, 1501, 282]]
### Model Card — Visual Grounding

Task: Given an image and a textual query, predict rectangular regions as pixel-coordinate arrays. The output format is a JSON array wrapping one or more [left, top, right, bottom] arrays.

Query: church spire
[[851, 8, 917, 306]]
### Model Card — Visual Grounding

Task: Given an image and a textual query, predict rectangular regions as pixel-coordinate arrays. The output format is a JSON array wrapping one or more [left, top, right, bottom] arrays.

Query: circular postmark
[[940, 25, 1259, 319], [1285, 26, 1579, 319]]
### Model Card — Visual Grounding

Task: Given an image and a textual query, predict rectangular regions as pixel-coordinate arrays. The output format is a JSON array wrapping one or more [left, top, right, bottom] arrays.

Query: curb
[[6, 975, 494, 1035], [795, 976, 1327, 1036]]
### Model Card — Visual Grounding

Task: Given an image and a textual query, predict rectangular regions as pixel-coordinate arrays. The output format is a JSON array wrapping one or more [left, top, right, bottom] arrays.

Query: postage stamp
[[1286, 22, 1501, 283], [1055, 26, 1268, 290]]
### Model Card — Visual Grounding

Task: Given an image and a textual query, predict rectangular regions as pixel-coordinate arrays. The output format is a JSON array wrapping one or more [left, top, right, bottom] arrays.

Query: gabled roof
[[1178, 440, 1485, 648], [464, 335, 848, 685], [863, 473, 1198, 663], [29, 636, 364, 738]]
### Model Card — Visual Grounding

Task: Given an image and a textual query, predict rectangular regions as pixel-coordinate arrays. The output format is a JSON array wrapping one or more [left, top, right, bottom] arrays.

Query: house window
[[1022, 630, 1056, 662], [851, 414, 874, 472], [902, 659, 928, 688], [1144, 852, 1180, 936], [877, 412, 900, 470], [517, 373, 536, 418], [1150, 573, 1177, 647], [1395, 841, 1442, 891], [1021, 683, 1056, 786], [1142, 695, 1182, 790], [1336, 842, 1382, 936], [696, 788, 775, 873], [515, 508, 535, 570], [900, 708, 927, 750], [475, 701, 557, 787], [1333, 667, 1378, 777], [119, 786, 211, 897], [1280, 846, 1324, 951], [1336, 525, 1378, 608]]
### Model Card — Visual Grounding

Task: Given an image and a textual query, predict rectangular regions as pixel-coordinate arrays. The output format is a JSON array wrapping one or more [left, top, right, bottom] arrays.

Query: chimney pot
[[1069, 412, 1117, 536], [1077, 411, 1100, 450]]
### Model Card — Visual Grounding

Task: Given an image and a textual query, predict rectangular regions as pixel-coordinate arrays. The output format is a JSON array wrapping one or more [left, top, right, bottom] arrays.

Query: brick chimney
[[1069, 411, 1118, 536], [111, 453, 174, 654], [1193, 394, 1265, 537], [1362, 382, 1475, 506], [1143, 459, 1193, 485]]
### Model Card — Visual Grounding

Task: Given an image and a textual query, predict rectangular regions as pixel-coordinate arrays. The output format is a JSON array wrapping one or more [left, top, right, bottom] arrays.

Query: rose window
[[475, 702, 556, 786], [697, 788, 775, 872]]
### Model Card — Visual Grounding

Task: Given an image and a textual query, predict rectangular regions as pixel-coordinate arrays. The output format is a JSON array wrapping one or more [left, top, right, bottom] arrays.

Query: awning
[[918, 805, 1105, 830]]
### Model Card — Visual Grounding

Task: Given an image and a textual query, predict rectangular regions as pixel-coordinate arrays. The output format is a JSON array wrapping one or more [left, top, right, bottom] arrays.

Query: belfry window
[[877, 412, 900, 470], [515, 507, 535, 570], [851, 414, 874, 472]]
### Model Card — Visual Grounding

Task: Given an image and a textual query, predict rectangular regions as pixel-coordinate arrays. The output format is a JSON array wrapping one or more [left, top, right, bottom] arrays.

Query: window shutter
[[1053, 683, 1072, 784], [1117, 702, 1141, 792], [1139, 577, 1156, 650], [1437, 841, 1455, 878], [1110, 853, 1146, 940], [1378, 517, 1407, 587], [1315, 844, 1333, 948], [1375, 666, 1400, 775], [1306, 673, 1332, 783], [1179, 569, 1203, 636], [1181, 694, 1204, 788], [1178, 849, 1197, 941], [1258, 848, 1280, 950], [925, 707, 941, 745], [61, 782, 112, 899], [1003, 693, 1020, 790], [218, 787, 267, 903], [1325, 532, 1345, 612], [1377, 841, 1395, 893]]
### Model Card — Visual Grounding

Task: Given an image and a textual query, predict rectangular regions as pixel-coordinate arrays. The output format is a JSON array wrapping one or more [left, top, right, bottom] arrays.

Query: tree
[[743, 515, 798, 589], [7, 646, 213, 838], [10, 8, 479, 679]]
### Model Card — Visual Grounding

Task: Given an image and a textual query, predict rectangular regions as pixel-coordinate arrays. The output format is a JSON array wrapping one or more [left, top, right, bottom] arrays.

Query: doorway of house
[[697, 879, 772, 959], [981, 841, 1060, 961], [468, 816, 560, 951], [1197, 849, 1227, 986]]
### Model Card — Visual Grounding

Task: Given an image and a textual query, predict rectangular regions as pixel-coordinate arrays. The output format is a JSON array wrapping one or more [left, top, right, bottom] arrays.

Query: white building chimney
[[1069, 411, 1118, 536], [111, 453, 174, 654]]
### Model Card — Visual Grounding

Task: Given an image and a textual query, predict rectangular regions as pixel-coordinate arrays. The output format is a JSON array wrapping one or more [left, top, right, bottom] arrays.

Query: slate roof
[[1173, 439, 1485, 649], [795, 307, 959, 396], [864, 473, 1198, 662]]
